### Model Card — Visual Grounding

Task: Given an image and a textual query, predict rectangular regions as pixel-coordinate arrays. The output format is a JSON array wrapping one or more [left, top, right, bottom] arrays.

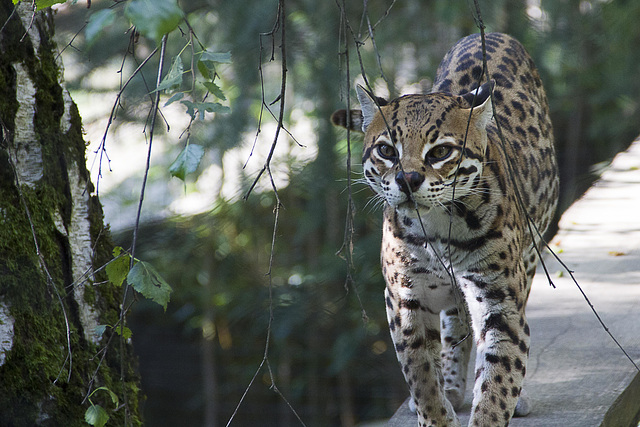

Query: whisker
[[364, 194, 386, 212]]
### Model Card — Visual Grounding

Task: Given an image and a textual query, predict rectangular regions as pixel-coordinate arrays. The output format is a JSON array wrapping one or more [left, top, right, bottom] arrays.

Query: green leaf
[[202, 81, 226, 101], [125, 0, 184, 44], [85, 404, 109, 427], [197, 60, 211, 80], [180, 100, 198, 119], [14, 0, 66, 9], [180, 100, 230, 120], [94, 325, 108, 338], [169, 144, 205, 181], [114, 325, 133, 340], [105, 247, 130, 287], [93, 386, 119, 407], [127, 261, 172, 311], [164, 91, 184, 107], [200, 51, 232, 64], [156, 55, 183, 93], [85, 9, 117, 47]]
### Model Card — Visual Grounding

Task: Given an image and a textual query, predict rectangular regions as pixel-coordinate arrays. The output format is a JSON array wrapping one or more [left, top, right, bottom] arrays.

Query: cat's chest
[[380, 204, 500, 276]]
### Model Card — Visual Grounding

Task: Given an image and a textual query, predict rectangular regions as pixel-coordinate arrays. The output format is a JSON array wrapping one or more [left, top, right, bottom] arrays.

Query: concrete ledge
[[601, 370, 640, 427], [388, 138, 640, 426]]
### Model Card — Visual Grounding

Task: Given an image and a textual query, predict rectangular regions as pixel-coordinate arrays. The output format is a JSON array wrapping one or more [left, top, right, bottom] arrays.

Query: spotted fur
[[332, 32, 558, 426]]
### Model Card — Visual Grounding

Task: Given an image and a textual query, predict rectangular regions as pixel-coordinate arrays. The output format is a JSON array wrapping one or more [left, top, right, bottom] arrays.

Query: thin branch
[[227, 166, 305, 426], [371, 0, 397, 31], [87, 46, 158, 194], [119, 33, 168, 424], [19, 0, 37, 42], [225, 353, 267, 427], [54, 22, 87, 62], [0, 4, 18, 35], [230, 1, 305, 424], [242, 4, 282, 171], [83, 296, 137, 405], [243, 0, 288, 200], [335, 0, 368, 323], [362, 0, 387, 82]]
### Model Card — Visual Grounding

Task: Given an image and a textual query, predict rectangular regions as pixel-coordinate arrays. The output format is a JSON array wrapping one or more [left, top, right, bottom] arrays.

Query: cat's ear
[[460, 79, 495, 128], [330, 109, 364, 133], [356, 84, 378, 132], [331, 85, 387, 133]]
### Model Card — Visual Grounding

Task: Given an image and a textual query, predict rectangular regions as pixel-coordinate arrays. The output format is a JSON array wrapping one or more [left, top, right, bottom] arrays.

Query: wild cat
[[332, 32, 558, 426]]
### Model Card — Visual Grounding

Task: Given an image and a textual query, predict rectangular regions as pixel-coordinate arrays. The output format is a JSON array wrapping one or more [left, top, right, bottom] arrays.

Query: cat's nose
[[395, 171, 425, 195]]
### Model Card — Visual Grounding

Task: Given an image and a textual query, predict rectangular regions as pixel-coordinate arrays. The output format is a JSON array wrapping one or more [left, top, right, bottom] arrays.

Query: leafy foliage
[[180, 100, 230, 120], [169, 143, 204, 180], [84, 9, 117, 47], [85, 387, 120, 427], [156, 55, 184, 93], [84, 404, 109, 427], [12, 0, 64, 10], [105, 246, 173, 311], [105, 247, 129, 287], [124, 0, 184, 45], [128, 260, 173, 311]]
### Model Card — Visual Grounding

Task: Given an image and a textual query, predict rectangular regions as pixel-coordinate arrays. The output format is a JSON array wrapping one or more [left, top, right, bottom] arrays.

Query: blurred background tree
[[48, 0, 640, 425]]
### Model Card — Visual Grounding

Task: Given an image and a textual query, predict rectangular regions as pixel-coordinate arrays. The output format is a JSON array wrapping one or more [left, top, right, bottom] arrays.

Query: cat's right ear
[[331, 85, 387, 133], [330, 108, 364, 133]]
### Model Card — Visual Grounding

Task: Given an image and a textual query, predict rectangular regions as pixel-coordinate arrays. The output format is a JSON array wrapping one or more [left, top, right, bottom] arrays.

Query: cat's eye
[[377, 143, 398, 160], [427, 145, 453, 161]]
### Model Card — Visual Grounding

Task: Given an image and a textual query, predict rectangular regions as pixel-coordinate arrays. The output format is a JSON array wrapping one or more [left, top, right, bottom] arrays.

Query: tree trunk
[[0, 2, 142, 425]]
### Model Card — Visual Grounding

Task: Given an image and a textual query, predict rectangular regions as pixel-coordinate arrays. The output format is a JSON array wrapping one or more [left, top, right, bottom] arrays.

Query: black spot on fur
[[400, 299, 422, 310], [411, 337, 425, 349]]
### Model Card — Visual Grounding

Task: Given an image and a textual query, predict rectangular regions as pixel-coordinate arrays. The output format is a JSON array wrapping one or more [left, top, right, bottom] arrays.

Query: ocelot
[[332, 32, 559, 426]]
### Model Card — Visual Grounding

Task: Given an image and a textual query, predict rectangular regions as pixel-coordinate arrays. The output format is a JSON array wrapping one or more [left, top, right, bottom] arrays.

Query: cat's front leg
[[462, 273, 531, 426], [440, 305, 472, 411], [385, 286, 461, 427]]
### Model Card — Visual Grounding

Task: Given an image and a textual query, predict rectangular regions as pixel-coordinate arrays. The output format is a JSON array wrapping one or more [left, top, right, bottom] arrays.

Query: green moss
[[0, 6, 142, 426]]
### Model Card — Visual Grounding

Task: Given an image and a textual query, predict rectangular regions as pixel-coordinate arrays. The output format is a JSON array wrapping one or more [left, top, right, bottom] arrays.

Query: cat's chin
[[393, 200, 433, 216]]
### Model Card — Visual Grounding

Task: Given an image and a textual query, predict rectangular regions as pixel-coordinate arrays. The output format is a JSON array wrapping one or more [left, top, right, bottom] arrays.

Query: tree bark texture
[[0, 2, 142, 425]]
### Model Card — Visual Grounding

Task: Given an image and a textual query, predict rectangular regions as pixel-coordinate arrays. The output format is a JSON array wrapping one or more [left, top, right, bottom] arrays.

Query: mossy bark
[[0, 2, 142, 425]]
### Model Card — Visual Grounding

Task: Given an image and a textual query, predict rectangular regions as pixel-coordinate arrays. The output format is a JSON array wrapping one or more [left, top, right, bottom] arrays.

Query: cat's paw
[[445, 387, 465, 411], [408, 397, 417, 413], [514, 389, 532, 417]]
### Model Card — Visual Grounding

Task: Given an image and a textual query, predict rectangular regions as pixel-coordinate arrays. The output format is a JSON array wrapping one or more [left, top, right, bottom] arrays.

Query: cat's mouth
[[395, 199, 432, 214]]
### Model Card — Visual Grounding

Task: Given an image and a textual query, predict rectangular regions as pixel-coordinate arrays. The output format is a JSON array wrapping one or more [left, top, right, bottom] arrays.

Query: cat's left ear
[[460, 79, 495, 128]]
